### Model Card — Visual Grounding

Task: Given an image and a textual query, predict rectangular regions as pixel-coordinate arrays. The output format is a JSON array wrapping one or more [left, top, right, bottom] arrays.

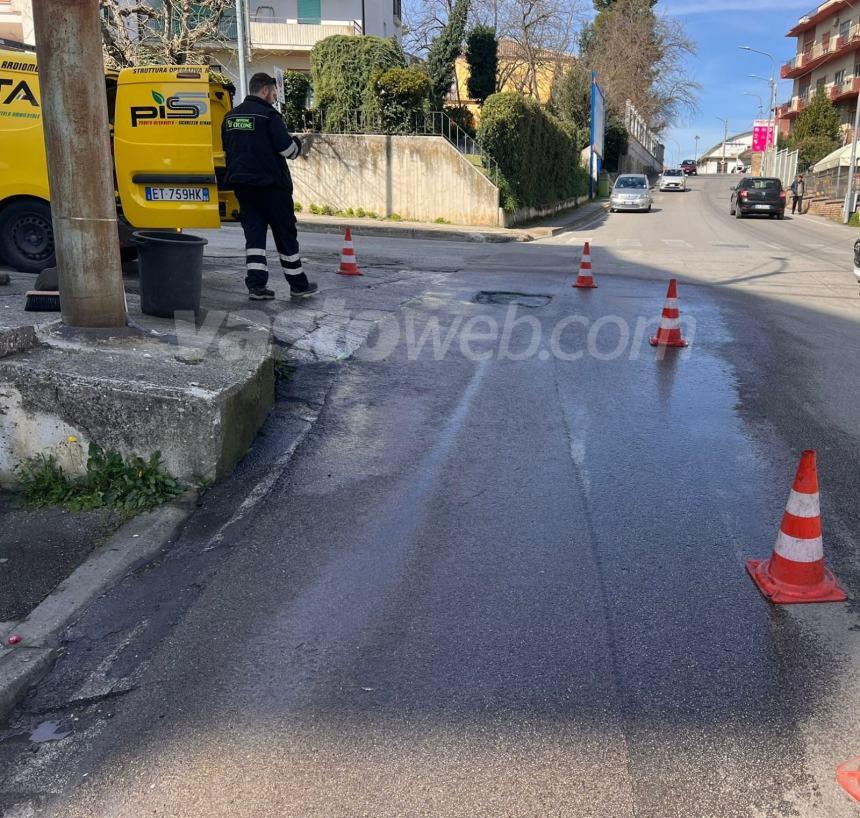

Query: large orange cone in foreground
[[837, 758, 860, 802], [649, 279, 688, 347], [746, 450, 847, 604], [338, 227, 362, 276], [572, 242, 598, 289]]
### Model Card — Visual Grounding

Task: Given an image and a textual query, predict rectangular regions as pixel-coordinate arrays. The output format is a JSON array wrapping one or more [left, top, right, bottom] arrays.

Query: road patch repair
[[473, 292, 552, 307]]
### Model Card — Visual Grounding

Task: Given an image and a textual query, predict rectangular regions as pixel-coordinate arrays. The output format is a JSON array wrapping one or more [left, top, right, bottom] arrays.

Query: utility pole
[[235, 0, 249, 97], [717, 117, 728, 174], [843, 99, 860, 223], [31, 0, 126, 328]]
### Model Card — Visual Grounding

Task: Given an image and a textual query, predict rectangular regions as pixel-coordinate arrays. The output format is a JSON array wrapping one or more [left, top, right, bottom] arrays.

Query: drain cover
[[474, 291, 551, 307]]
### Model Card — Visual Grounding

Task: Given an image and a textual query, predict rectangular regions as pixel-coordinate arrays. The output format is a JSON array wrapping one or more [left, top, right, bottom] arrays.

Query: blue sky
[[658, 0, 815, 164]]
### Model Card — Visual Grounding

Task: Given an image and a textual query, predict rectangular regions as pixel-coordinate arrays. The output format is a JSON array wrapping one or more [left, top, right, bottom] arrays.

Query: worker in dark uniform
[[222, 72, 317, 300]]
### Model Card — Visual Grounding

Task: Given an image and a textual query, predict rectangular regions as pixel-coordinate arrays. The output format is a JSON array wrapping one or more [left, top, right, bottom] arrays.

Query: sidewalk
[[291, 199, 608, 242]]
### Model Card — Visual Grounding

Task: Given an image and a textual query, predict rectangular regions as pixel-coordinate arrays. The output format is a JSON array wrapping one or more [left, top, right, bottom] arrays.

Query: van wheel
[[0, 199, 55, 273]]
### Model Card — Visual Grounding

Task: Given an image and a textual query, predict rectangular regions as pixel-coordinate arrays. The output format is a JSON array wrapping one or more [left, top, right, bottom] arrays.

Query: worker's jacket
[[222, 95, 302, 190]]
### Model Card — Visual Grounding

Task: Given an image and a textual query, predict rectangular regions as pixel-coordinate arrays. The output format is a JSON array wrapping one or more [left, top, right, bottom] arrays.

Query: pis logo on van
[[130, 90, 209, 127]]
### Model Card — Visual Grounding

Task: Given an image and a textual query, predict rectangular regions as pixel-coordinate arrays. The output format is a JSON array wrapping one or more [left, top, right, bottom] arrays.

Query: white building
[[698, 131, 754, 174], [0, 0, 34, 45], [2, 1, 403, 87], [211, 0, 403, 88]]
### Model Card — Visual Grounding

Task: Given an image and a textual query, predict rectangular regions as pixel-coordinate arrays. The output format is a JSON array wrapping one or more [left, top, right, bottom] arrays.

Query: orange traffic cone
[[338, 227, 362, 276], [746, 450, 847, 604], [649, 279, 688, 348], [837, 758, 860, 802], [572, 242, 597, 289]]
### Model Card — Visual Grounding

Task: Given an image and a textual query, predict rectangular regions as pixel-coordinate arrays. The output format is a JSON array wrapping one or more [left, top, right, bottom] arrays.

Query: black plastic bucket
[[133, 231, 208, 318]]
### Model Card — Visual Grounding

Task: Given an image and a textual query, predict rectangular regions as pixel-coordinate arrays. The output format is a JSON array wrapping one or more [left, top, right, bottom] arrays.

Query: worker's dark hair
[[249, 72, 276, 95]]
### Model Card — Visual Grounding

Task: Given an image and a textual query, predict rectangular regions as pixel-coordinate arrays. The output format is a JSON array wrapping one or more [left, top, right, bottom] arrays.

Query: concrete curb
[[296, 217, 527, 243], [0, 499, 193, 723]]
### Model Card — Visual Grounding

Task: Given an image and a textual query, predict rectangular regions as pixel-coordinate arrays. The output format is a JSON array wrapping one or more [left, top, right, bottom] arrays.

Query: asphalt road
[[1, 176, 859, 817]]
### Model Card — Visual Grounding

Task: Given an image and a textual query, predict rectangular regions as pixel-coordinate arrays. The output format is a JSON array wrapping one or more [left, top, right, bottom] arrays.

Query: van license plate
[[145, 187, 210, 202]]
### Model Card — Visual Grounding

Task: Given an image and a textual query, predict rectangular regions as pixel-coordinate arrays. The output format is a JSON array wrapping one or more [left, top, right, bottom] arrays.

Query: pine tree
[[465, 24, 497, 106], [426, 0, 470, 108]]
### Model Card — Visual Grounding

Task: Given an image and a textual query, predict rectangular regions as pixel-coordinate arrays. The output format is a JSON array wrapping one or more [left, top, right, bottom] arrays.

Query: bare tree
[[100, 0, 234, 68], [494, 0, 578, 100], [581, 0, 698, 130]]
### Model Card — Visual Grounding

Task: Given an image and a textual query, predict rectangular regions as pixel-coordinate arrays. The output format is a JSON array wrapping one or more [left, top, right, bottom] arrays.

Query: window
[[836, 68, 846, 85], [855, 61, 860, 78], [840, 20, 851, 39], [816, 76, 826, 92], [297, 0, 321, 24], [393, 0, 402, 19]]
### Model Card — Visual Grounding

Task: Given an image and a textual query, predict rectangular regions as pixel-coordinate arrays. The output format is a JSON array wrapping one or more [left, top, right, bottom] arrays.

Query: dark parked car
[[730, 177, 786, 219], [681, 159, 698, 176]]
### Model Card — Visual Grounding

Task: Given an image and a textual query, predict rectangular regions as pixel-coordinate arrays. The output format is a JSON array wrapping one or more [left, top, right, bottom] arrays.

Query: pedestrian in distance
[[222, 72, 318, 301], [790, 174, 805, 215]]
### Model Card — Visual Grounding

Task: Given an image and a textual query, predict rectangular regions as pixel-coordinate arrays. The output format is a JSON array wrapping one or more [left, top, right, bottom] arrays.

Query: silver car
[[658, 168, 686, 192], [610, 174, 653, 212]]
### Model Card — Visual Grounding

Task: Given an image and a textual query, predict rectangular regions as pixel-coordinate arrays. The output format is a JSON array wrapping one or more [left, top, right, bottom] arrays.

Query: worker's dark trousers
[[234, 185, 303, 290]]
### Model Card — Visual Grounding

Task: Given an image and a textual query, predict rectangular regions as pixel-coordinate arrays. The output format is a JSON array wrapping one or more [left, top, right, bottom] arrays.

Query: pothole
[[474, 291, 552, 308]]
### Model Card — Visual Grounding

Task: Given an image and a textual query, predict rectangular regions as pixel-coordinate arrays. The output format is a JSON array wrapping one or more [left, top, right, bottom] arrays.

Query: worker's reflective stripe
[[281, 141, 299, 159], [246, 262, 268, 271], [246, 248, 266, 256], [279, 253, 301, 263]]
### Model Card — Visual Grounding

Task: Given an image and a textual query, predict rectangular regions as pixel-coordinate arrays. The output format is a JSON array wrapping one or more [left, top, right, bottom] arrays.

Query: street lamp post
[[716, 117, 729, 174], [235, 0, 249, 96], [740, 47, 778, 150], [694, 135, 700, 164], [744, 92, 764, 115]]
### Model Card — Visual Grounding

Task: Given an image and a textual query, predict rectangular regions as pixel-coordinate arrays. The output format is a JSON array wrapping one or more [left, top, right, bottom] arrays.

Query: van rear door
[[114, 66, 219, 229]]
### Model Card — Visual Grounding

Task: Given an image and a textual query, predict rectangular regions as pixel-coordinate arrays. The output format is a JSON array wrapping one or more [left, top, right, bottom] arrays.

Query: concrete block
[[0, 315, 274, 487]]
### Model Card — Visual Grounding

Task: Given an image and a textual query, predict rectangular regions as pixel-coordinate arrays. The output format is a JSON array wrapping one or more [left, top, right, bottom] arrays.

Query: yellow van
[[0, 50, 239, 272]]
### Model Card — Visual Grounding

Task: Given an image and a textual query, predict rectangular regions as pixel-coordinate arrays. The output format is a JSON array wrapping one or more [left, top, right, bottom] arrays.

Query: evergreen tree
[[465, 24, 498, 106], [787, 89, 841, 169], [425, 0, 470, 108]]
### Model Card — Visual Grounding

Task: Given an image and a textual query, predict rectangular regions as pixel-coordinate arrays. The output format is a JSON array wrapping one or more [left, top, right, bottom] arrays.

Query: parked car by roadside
[[658, 169, 687, 192], [609, 174, 653, 213], [730, 177, 786, 219], [681, 159, 698, 176]]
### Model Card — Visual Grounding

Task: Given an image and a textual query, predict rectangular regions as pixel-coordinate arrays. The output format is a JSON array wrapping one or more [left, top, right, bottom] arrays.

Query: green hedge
[[281, 71, 311, 130], [478, 92, 589, 211], [311, 35, 406, 132], [374, 66, 432, 133]]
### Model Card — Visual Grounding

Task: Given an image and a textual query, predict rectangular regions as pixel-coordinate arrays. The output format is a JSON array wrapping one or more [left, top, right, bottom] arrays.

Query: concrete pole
[[843, 97, 860, 223], [32, 0, 126, 328], [235, 0, 249, 97]]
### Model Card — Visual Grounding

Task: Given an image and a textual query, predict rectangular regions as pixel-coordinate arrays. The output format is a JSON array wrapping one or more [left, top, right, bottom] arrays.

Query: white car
[[610, 174, 653, 212], [658, 168, 686, 192]]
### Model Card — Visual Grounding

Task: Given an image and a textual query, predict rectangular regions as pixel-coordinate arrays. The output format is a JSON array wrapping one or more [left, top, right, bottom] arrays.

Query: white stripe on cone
[[665, 298, 679, 308], [785, 489, 820, 517], [774, 532, 824, 563], [659, 317, 681, 330]]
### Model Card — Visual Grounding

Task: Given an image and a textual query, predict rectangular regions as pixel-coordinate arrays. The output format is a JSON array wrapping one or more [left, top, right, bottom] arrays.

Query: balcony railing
[[248, 18, 362, 49], [829, 76, 860, 101], [781, 24, 860, 78]]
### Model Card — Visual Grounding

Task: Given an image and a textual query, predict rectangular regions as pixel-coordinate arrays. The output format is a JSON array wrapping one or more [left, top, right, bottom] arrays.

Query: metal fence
[[301, 109, 499, 181], [761, 148, 799, 188]]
